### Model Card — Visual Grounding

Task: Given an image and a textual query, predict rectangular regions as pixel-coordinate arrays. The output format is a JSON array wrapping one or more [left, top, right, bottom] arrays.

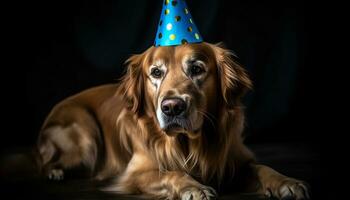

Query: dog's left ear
[[121, 53, 145, 115], [211, 43, 252, 108]]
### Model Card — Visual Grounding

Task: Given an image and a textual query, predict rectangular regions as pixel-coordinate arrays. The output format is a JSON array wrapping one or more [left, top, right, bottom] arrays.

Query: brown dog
[[37, 43, 309, 199]]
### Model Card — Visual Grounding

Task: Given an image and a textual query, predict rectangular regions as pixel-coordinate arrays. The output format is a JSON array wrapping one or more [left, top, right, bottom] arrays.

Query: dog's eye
[[190, 65, 205, 76], [151, 68, 163, 78]]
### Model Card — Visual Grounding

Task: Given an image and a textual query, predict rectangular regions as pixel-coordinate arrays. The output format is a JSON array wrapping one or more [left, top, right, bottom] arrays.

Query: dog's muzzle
[[157, 97, 191, 134]]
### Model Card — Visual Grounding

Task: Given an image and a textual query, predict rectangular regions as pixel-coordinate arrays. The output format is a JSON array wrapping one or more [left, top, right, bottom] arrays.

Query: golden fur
[[37, 42, 309, 199]]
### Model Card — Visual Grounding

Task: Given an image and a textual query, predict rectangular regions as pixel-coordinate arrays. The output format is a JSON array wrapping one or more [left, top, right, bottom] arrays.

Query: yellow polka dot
[[166, 23, 172, 30], [165, 0, 170, 5], [195, 33, 200, 40], [165, 9, 170, 15], [187, 26, 192, 32], [184, 8, 189, 14], [169, 34, 176, 40], [189, 18, 193, 24]]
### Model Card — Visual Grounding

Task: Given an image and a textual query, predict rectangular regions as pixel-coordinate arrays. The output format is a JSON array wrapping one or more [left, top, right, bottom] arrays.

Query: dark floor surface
[[0, 142, 323, 200]]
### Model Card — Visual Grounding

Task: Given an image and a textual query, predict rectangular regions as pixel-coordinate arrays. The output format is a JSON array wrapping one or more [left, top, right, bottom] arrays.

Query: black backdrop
[[4, 0, 328, 198], [22, 0, 317, 146]]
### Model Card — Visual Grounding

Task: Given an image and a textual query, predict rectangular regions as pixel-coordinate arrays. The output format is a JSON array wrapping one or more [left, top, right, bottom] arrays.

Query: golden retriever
[[37, 42, 309, 199]]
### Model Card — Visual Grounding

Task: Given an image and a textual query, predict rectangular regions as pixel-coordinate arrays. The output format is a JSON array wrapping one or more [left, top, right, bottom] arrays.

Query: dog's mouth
[[162, 121, 188, 136], [157, 107, 203, 138], [161, 119, 202, 138], [164, 123, 182, 130]]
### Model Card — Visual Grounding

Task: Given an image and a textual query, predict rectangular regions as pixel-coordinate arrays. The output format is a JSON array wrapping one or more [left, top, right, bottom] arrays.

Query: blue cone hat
[[154, 0, 203, 46]]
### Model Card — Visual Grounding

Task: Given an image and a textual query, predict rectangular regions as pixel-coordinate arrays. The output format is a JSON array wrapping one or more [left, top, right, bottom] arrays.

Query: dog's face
[[144, 44, 218, 138], [123, 43, 251, 138]]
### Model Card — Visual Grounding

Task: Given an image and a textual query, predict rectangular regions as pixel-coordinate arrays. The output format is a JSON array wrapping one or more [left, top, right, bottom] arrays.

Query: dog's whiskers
[[197, 110, 216, 129], [198, 109, 217, 121]]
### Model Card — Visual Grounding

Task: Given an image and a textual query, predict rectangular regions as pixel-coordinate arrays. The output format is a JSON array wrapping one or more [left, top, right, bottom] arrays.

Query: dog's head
[[122, 42, 251, 138]]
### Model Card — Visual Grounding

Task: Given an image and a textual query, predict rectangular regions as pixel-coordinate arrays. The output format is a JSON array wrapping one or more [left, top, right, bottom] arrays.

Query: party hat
[[154, 0, 203, 46]]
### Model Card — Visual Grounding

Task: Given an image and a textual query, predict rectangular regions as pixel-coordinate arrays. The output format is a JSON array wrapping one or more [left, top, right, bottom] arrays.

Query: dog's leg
[[251, 164, 310, 200], [37, 108, 101, 180], [107, 170, 217, 200], [105, 153, 217, 200]]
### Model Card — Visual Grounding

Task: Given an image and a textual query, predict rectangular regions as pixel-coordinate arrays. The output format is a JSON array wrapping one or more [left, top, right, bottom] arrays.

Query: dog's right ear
[[210, 43, 252, 109], [120, 54, 145, 115]]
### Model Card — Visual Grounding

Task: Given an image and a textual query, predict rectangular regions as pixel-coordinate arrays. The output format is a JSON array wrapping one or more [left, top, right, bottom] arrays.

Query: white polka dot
[[166, 23, 172, 30]]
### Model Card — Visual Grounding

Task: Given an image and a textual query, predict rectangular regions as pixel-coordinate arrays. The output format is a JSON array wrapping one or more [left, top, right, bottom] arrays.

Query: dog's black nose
[[161, 98, 186, 116]]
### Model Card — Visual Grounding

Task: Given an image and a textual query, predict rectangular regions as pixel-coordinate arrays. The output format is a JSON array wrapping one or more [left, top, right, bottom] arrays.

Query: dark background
[[2, 0, 329, 199]]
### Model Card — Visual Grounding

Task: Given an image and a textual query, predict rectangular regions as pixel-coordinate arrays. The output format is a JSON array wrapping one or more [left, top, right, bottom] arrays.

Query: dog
[[37, 42, 309, 199]]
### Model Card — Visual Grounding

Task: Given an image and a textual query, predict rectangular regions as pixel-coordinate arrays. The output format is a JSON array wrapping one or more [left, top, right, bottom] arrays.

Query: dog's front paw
[[47, 169, 64, 181], [264, 178, 310, 200], [180, 186, 217, 200]]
